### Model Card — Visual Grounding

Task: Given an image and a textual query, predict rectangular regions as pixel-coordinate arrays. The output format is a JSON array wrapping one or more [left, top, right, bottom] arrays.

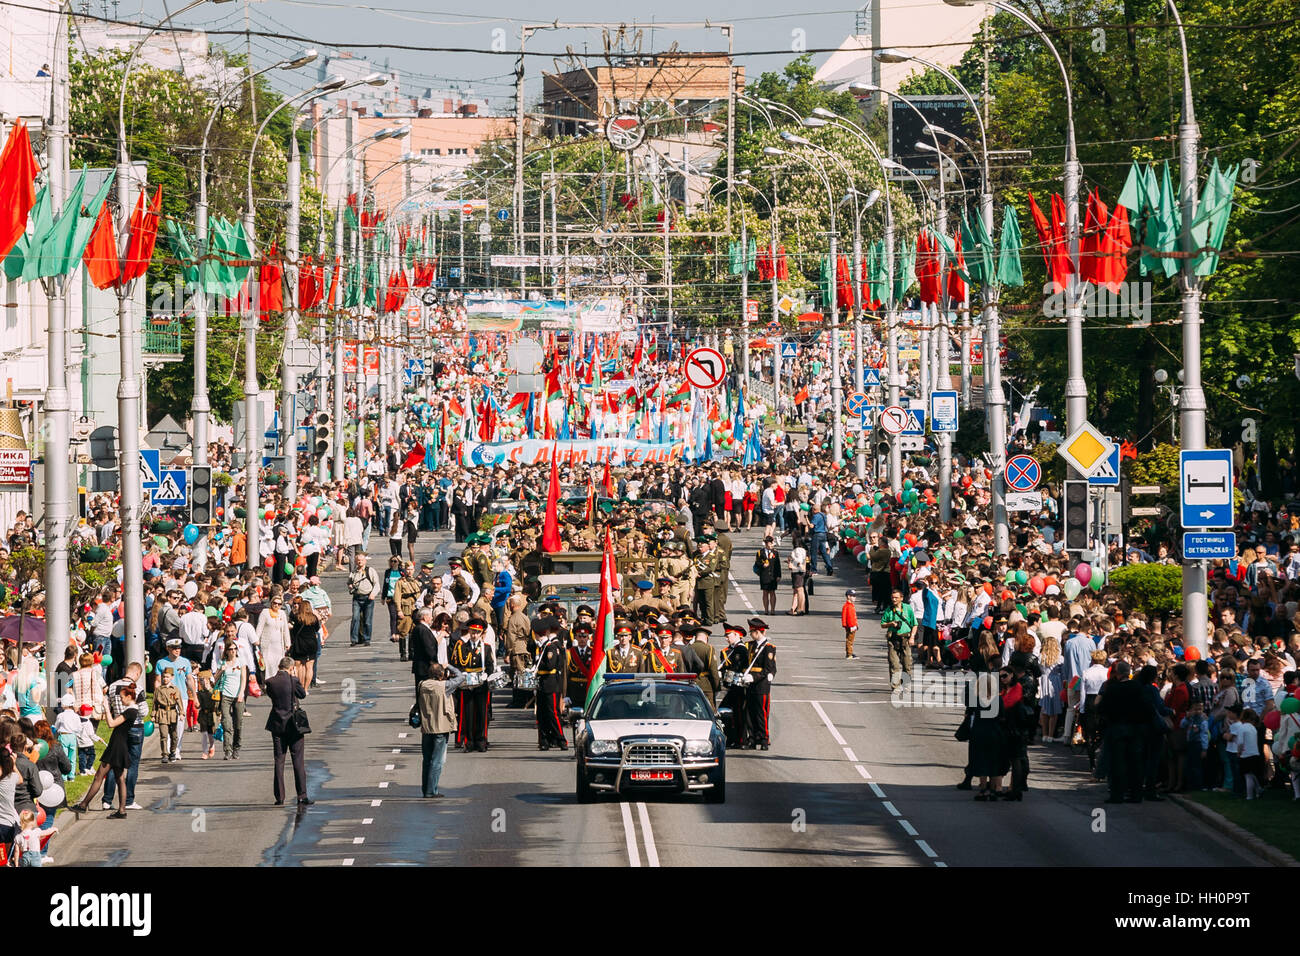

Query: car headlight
[[589, 739, 619, 756], [684, 739, 714, 758]]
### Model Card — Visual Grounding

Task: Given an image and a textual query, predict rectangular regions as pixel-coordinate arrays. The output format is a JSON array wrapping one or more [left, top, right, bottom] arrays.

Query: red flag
[[777, 245, 789, 280], [83, 202, 120, 290], [1079, 189, 1107, 286], [835, 253, 854, 310], [793, 385, 809, 405], [401, 443, 425, 470], [1101, 203, 1131, 293], [601, 459, 614, 498], [587, 527, 617, 680], [945, 231, 967, 304], [119, 186, 162, 284], [541, 444, 562, 552], [258, 242, 284, 322], [0, 121, 38, 259], [1027, 192, 1069, 290]]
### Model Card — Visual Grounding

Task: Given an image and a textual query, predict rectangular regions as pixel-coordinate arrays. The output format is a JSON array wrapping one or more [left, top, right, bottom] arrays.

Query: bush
[[1108, 563, 1183, 616]]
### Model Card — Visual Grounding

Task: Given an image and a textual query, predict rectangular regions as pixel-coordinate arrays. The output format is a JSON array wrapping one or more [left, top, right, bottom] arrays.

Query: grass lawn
[[60, 738, 106, 810], [1184, 789, 1300, 860]]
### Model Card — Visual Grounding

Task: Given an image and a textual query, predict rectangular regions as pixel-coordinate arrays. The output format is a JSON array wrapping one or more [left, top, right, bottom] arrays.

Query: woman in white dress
[[255, 590, 292, 681]]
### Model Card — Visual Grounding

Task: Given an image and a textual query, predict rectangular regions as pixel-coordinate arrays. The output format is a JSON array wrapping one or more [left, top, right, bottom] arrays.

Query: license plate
[[630, 770, 674, 782]]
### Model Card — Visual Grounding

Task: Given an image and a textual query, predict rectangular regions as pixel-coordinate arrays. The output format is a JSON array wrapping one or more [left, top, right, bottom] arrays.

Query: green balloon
[[143, 721, 156, 737], [1004, 570, 1018, 585], [101, 654, 113, 667], [1014, 570, 1028, 586], [857, 551, 869, 565], [1016, 603, 1028, 617], [874, 492, 884, 503], [857, 505, 872, 518], [1281, 697, 1299, 715], [144, 662, 153, 674], [903, 479, 914, 490], [1089, 571, 1105, 591], [953, 530, 964, 538], [800, 502, 810, 511]]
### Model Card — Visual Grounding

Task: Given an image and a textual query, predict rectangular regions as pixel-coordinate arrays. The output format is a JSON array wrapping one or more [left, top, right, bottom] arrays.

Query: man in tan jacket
[[391, 563, 423, 663], [417, 663, 466, 798], [502, 594, 533, 707]]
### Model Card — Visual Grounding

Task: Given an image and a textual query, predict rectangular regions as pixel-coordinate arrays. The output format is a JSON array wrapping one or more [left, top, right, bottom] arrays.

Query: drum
[[463, 671, 485, 688], [722, 671, 746, 688], [514, 668, 538, 691]]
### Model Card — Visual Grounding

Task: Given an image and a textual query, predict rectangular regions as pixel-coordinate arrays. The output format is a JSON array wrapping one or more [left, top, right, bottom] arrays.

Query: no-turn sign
[[879, 405, 909, 435], [684, 347, 726, 390]]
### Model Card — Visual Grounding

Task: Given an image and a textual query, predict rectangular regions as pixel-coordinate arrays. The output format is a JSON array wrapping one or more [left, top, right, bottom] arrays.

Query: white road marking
[[362, 818, 373, 825], [378, 781, 389, 788], [810, 701, 847, 745], [899, 820, 918, 836], [620, 802, 641, 867], [727, 572, 756, 612], [342, 858, 354, 866], [854, 764, 872, 780], [385, 764, 395, 771], [916, 840, 938, 859], [842, 747, 858, 762], [881, 801, 901, 817], [869, 782, 885, 798], [392, 748, 401, 754], [352, 837, 365, 845], [636, 802, 660, 867], [398, 733, 409, 739], [371, 800, 382, 807]]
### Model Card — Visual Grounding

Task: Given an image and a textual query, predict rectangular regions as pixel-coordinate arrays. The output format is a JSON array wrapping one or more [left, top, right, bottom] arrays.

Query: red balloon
[[982, 616, 994, 630], [984, 469, 993, 480], [983, 583, 994, 595], [35, 805, 45, 827], [1000, 589, 1013, 601], [264, 556, 275, 568], [961, 475, 972, 488], [1045, 576, 1058, 588], [1029, 576, 1046, 596]]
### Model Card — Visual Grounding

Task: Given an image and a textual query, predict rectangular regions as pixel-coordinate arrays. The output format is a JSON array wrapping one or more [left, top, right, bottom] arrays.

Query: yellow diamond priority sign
[[1056, 421, 1115, 477]]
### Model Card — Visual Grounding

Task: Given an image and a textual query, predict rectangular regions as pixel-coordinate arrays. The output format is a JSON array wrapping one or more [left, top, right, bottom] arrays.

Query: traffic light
[[191, 465, 213, 525], [1062, 480, 1089, 552], [314, 412, 332, 460]]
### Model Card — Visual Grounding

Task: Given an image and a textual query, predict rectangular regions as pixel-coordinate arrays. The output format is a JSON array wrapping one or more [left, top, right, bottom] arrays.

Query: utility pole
[[853, 223, 865, 479], [281, 135, 301, 502], [43, 15, 71, 705], [242, 206, 261, 571], [739, 212, 749, 381]]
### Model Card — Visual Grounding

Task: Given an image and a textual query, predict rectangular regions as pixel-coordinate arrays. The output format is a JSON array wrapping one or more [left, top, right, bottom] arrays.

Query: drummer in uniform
[[744, 618, 777, 750], [533, 617, 568, 751], [604, 622, 643, 674], [566, 621, 595, 711], [450, 616, 495, 752], [719, 623, 750, 746]]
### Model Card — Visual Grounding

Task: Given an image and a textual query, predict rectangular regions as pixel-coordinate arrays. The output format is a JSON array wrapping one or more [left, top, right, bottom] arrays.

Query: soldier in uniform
[[718, 623, 750, 746], [744, 619, 777, 750], [450, 617, 495, 752], [604, 623, 643, 674], [689, 623, 721, 708], [658, 538, 694, 608], [566, 621, 595, 712], [532, 617, 568, 751], [711, 523, 733, 622], [391, 562, 423, 662], [645, 624, 685, 673], [692, 535, 720, 625]]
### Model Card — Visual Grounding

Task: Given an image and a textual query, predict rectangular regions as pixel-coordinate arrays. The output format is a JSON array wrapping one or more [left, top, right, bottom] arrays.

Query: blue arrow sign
[[151, 468, 188, 507], [1180, 448, 1234, 529], [1182, 531, 1236, 560], [496, 209, 510, 221], [863, 367, 882, 388]]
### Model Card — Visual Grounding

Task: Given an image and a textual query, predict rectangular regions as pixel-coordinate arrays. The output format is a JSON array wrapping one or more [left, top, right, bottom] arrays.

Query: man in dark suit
[[1098, 661, 1155, 804], [409, 608, 440, 689], [264, 657, 313, 806], [709, 470, 728, 527]]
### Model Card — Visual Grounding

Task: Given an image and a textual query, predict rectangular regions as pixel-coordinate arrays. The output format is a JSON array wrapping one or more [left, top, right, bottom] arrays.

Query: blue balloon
[[183, 523, 201, 545]]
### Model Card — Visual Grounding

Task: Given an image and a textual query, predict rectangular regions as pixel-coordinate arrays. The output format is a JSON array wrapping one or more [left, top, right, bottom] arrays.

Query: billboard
[[888, 95, 980, 182]]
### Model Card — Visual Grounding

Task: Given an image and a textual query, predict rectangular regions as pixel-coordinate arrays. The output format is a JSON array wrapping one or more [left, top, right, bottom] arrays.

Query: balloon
[[1004, 570, 1018, 585], [1028, 576, 1046, 596], [800, 503, 809, 512], [857, 505, 872, 517], [35, 739, 48, 760], [265, 556, 275, 568], [183, 523, 200, 545], [961, 475, 972, 488], [1015, 603, 1028, 618], [1045, 585, 1061, 596], [1044, 576, 1059, 589], [1074, 563, 1092, 586], [905, 534, 918, 547], [1014, 570, 1028, 586], [183, 581, 198, 599], [857, 551, 869, 565], [1063, 579, 1082, 600], [215, 507, 224, 519], [982, 616, 994, 630], [35, 806, 45, 827], [982, 582, 993, 595], [100, 654, 113, 667], [1089, 570, 1105, 591], [144, 662, 153, 674], [143, 721, 156, 736], [1001, 589, 1013, 601], [903, 479, 914, 490], [38, 783, 64, 808], [984, 469, 993, 480], [1281, 697, 1299, 715], [1264, 710, 1283, 731], [874, 492, 884, 503]]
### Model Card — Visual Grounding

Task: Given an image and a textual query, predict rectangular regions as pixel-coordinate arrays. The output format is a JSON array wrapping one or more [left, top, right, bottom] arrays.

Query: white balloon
[[1045, 585, 1061, 596], [183, 581, 198, 599], [38, 777, 65, 806], [38, 769, 55, 788]]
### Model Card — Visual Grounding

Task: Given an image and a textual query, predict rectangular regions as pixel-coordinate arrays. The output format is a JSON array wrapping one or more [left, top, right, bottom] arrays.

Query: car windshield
[[588, 682, 714, 722]]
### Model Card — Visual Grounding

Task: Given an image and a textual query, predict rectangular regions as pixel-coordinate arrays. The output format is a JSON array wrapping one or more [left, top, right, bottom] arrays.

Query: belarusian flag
[[666, 379, 690, 407], [585, 527, 618, 708]]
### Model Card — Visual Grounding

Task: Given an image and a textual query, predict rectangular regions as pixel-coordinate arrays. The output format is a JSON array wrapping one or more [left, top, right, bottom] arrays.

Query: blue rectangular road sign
[[151, 468, 188, 507], [930, 390, 958, 433], [1087, 439, 1121, 487], [863, 367, 882, 388], [1180, 448, 1234, 529], [901, 407, 926, 436], [780, 341, 798, 359], [1183, 531, 1236, 560], [138, 449, 160, 490]]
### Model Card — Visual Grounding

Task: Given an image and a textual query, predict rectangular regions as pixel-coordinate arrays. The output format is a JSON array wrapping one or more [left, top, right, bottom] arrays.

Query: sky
[[108, 0, 960, 108]]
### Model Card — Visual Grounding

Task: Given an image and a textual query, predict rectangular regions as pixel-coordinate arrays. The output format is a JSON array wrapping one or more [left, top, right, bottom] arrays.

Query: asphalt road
[[53, 527, 1263, 868]]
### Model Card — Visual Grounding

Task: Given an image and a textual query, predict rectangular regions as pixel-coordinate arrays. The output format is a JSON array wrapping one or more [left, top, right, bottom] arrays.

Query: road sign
[[138, 449, 160, 490], [684, 347, 726, 390], [461, 202, 474, 217], [448, 267, 461, 279], [930, 390, 959, 433], [1183, 531, 1236, 560], [1006, 491, 1043, 512], [496, 209, 510, 221], [745, 299, 759, 323], [846, 392, 870, 416], [863, 367, 882, 388], [879, 405, 908, 435], [776, 294, 796, 315], [421, 291, 437, 307], [1087, 439, 1122, 487], [1057, 421, 1115, 477], [780, 340, 798, 359], [407, 358, 425, 375], [1004, 454, 1042, 492], [1180, 448, 1234, 529], [151, 469, 188, 507], [901, 407, 926, 436]]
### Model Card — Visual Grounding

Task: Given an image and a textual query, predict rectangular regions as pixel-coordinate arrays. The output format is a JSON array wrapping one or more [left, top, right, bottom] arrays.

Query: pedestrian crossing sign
[[863, 368, 882, 388], [151, 469, 188, 506]]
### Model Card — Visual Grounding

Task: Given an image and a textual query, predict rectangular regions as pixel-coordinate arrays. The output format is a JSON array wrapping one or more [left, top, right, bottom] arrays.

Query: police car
[[571, 674, 728, 804]]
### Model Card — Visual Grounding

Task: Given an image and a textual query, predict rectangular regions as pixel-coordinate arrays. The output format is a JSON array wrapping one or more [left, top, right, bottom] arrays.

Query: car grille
[[624, 742, 678, 765]]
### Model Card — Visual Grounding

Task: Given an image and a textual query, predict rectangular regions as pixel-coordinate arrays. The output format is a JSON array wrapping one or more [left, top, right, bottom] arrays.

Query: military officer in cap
[[743, 619, 777, 750], [566, 621, 595, 711], [645, 624, 685, 673], [657, 538, 694, 608], [630, 579, 672, 618], [450, 617, 495, 752], [689, 623, 722, 707], [719, 623, 750, 746], [692, 535, 721, 625], [604, 622, 643, 674], [532, 617, 568, 751], [710, 524, 733, 623]]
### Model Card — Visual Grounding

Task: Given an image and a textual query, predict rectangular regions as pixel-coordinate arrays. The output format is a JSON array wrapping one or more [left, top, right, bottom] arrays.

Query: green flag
[[893, 237, 915, 303], [996, 205, 1024, 287], [1192, 159, 1238, 277], [867, 238, 889, 305], [343, 258, 361, 308], [728, 240, 742, 276], [21, 171, 86, 280], [746, 236, 757, 273], [163, 218, 199, 285], [960, 212, 994, 285], [1116, 161, 1144, 214], [819, 253, 833, 307], [1142, 161, 1181, 279]]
